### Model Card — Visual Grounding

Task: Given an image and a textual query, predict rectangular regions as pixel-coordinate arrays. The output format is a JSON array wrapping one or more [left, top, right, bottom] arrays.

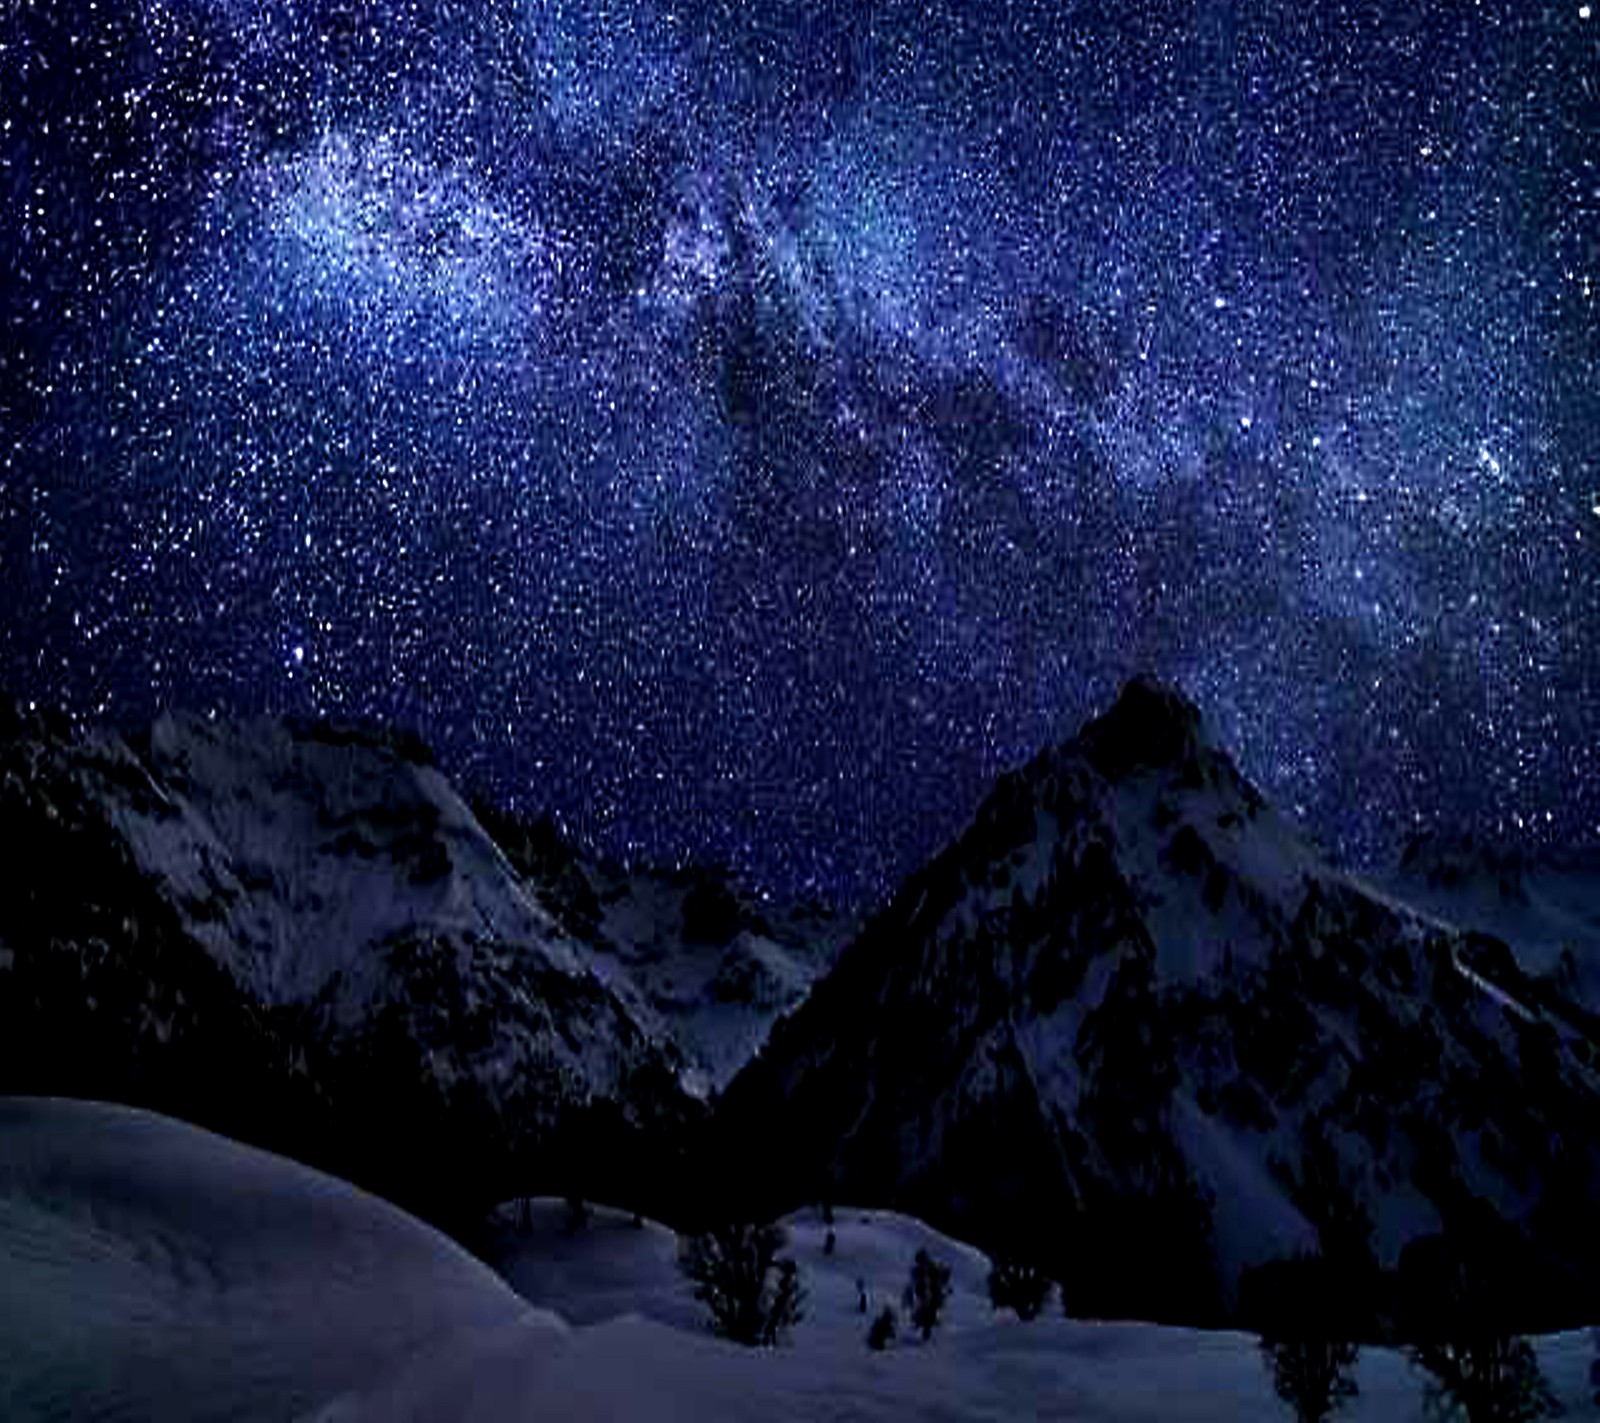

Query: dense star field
[[1, 0, 1597, 904]]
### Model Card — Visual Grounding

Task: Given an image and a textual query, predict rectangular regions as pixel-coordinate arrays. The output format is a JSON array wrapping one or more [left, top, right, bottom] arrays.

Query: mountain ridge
[[5, 683, 1600, 1335]]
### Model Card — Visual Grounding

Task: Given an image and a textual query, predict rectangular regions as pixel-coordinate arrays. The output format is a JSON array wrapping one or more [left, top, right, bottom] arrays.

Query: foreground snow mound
[[0, 1097, 560, 1422], [4, 1112, 1595, 1423]]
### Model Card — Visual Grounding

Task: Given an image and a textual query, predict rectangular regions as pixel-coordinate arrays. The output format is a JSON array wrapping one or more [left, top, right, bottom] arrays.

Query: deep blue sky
[[2, 0, 1597, 905]]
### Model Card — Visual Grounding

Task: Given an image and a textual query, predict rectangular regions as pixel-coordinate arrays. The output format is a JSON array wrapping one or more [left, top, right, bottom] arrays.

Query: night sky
[[2, 0, 1597, 906]]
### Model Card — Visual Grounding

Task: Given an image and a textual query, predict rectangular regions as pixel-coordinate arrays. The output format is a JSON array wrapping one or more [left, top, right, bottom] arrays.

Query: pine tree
[[1408, 1336, 1559, 1423], [987, 1255, 1053, 1320], [903, 1248, 953, 1340], [1261, 1337, 1359, 1423], [867, 1305, 898, 1351], [679, 1222, 805, 1346]]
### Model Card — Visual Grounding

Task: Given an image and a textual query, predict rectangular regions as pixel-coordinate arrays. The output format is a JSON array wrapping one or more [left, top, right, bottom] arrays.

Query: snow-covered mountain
[[576, 867, 846, 1097], [9, 684, 1598, 1337], [120, 712, 598, 1012], [0, 703, 324, 1146], [712, 678, 1600, 1331], [0, 703, 713, 1223], [0, 1097, 560, 1422]]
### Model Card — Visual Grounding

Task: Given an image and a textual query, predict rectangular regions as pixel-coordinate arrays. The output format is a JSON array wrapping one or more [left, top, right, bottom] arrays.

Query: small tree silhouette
[[679, 1222, 804, 1347], [867, 1305, 898, 1351], [903, 1248, 953, 1340], [1409, 1336, 1559, 1422], [987, 1255, 1053, 1321], [564, 1193, 590, 1233], [1262, 1337, 1360, 1423], [1245, 1256, 1362, 1422], [1397, 1234, 1560, 1423]]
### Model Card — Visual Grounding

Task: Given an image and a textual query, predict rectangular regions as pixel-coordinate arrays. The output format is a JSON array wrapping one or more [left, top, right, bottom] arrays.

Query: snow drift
[[6, 1104, 1596, 1421]]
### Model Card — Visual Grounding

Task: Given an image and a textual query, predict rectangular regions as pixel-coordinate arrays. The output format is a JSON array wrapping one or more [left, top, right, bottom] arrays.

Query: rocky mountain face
[[0, 703, 323, 1162], [710, 678, 1600, 1332], [464, 803, 848, 1097], [1384, 831, 1600, 1018]]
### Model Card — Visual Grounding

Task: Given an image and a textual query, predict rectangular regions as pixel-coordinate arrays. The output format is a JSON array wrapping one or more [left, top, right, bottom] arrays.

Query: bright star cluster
[[2, 0, 1596, 903]]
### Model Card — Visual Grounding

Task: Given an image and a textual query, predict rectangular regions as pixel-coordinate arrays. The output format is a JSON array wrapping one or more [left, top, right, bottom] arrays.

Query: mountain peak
[[1077, 676, 1207, 782]]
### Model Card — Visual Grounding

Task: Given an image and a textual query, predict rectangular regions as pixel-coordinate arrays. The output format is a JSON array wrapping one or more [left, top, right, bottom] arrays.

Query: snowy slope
[[320, 1313, 1599, 1423], [0, 1097, 561, 1422], [121, 712, 589, 1008], [584, 869, 847, 1094], [5, 1099, 1596, 1420], [713, 678, 1600, 1328], [0, 700, 841, 1124], [460, 1198, 1599, 1421], [115, 715, 704, 1187], [0, 705, 322, 1139]]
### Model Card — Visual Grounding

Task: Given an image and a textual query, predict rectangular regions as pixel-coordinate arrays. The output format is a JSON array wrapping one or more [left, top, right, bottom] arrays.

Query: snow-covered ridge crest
[[89, 710, 681, 1124], [1383, 828, 1600, 1012]]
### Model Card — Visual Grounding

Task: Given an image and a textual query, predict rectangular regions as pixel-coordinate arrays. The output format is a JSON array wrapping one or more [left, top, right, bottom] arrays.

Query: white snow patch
[[483, 1201, 1600, 1421], [586, 872, 840, 1092]]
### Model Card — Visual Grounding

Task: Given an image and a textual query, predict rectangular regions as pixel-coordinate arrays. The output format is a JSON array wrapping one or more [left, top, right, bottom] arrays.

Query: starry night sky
[[2, 0, 1597, 905]]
